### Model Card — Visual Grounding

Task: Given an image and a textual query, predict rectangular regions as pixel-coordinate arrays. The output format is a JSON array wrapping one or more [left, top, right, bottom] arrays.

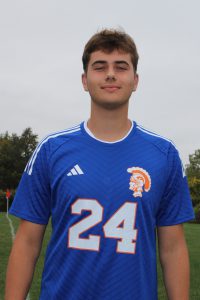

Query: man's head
[[82, 29, 139, 73], [82, 29, 139, 110]]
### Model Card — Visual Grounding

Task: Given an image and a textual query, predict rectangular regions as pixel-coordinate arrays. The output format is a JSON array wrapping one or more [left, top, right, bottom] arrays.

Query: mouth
[[101, 85, 121, 92]]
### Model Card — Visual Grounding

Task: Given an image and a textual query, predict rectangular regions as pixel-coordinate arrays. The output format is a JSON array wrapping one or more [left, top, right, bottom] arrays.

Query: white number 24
[[68, 199, 138, 254]]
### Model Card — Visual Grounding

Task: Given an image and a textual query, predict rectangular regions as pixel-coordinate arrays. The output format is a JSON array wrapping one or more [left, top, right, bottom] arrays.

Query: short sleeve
[[9, 142, 51, 225], [156, 144, 194, 226]]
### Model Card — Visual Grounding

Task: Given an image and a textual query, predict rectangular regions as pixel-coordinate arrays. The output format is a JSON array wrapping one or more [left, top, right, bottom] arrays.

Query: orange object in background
[[6, 189, 11, 199]]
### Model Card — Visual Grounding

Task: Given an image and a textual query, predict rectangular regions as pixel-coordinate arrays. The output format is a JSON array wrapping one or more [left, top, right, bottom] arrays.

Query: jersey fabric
[[10, 121, 194, 300]]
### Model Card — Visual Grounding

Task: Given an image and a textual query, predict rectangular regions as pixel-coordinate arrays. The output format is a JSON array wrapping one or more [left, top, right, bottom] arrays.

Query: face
[[82, 50, 139, 110], [129, 175, 144, 197]]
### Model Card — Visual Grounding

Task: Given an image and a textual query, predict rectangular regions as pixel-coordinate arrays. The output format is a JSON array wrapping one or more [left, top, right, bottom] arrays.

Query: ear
[[82, 73, 88, 91], [132, 73, 139, 92]]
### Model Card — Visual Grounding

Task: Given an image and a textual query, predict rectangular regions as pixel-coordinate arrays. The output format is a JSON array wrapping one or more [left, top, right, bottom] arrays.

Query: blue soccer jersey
[[10, 121, 194, 300]]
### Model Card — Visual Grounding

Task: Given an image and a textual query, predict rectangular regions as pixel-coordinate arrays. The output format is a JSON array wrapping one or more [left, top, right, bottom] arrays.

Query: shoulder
[[135, 122, 177, 156], [43, 123, 82, 149], [25, 123, 82, 175], [135, 122, 185, 176]]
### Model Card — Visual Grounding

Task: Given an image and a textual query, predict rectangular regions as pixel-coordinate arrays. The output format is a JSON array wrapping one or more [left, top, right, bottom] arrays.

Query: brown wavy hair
[[82, 29, 139, 72]]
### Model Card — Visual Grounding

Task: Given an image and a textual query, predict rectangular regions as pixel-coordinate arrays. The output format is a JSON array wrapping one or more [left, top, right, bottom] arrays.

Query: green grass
[[0, 213, 199, 300], [157, 223, 200, 300], [184, 223, 200, 299], [0, 213, 13, 300]]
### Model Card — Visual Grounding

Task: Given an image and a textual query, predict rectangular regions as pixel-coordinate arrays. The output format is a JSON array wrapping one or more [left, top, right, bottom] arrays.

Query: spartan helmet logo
[[127, 167, 151, 198]]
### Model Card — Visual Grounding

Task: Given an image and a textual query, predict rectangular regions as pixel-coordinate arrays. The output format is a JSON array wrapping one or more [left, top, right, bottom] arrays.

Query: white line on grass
[[6, 213, 15, 242], [6, 214, 31, 300]]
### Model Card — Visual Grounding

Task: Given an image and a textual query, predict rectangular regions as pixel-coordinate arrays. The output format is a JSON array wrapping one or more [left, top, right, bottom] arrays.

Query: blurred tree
[[186, 149, 200, 207], [0, 128, 38, 189]]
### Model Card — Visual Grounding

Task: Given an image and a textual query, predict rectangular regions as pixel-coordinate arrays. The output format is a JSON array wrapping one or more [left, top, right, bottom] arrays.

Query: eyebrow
[[91, 60, 130, 67]]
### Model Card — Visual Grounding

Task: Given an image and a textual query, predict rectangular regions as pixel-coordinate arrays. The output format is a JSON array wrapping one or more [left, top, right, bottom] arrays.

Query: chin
[[92, 98, 129, 110]]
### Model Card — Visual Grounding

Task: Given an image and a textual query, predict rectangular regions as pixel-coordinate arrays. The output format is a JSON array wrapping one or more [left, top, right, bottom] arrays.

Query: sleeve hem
[[9, 209, 49, 225], [156, 215, 195, 227]]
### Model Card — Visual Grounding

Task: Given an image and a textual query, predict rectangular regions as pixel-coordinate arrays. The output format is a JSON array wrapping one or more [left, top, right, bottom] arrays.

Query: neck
[[87, 102, 132, 142]]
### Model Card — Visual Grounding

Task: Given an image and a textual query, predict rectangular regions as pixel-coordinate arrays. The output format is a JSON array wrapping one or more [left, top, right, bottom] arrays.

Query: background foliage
[[0, 128, 38, 190], [186, 149, 200, 223], [0, 128, 37, 211]]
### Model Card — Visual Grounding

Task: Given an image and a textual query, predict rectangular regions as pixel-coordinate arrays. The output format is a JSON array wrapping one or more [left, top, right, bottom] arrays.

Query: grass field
[[0, 213, 199, 300]]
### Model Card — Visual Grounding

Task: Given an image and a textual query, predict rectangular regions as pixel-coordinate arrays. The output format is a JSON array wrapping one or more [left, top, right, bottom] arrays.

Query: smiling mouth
[[101, 86, 121, 92]]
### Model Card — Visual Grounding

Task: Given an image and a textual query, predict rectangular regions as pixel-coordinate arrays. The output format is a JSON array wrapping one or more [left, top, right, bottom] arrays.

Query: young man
[[5, 29, 194, 300]]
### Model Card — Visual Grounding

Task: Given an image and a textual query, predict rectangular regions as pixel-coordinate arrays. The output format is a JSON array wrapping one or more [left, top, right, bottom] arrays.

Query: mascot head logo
[[127, 167, 151, 198]]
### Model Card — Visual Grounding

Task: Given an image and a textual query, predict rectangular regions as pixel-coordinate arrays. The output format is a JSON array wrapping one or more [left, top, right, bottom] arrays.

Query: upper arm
[[9, 142, 51, 225], [14, 219, 47, 255], [157, 224, 187, 256], [156, 145, 194, 227]]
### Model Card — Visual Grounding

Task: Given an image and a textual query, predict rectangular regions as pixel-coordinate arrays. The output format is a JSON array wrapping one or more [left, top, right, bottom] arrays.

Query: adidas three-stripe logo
[[67, 164, 84, 176]]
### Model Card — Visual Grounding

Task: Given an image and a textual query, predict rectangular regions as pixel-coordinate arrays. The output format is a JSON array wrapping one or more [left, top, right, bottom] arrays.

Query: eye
[[94, 66, 104, 71], [116, 65, 128, 71], [93, 64, 106, 71]]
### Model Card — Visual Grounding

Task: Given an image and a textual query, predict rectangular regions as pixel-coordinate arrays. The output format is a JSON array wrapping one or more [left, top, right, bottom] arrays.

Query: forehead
[[89, 50, 132, 65]]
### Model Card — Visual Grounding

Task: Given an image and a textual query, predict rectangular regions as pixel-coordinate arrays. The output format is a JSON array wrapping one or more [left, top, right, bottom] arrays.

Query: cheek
[[86, 77, 100, 89], [123, 81, 135, 94], [129, 77, 136, 89], [122, 75, 136, 90]]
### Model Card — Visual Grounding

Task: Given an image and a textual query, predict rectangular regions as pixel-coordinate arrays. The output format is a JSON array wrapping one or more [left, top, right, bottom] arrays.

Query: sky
[[0, 0, 199, 164]]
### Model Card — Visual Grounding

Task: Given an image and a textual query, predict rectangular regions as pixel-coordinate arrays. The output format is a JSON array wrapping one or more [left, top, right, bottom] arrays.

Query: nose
[[105, 67, 116, 81], [106, 74, 116, 81]]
